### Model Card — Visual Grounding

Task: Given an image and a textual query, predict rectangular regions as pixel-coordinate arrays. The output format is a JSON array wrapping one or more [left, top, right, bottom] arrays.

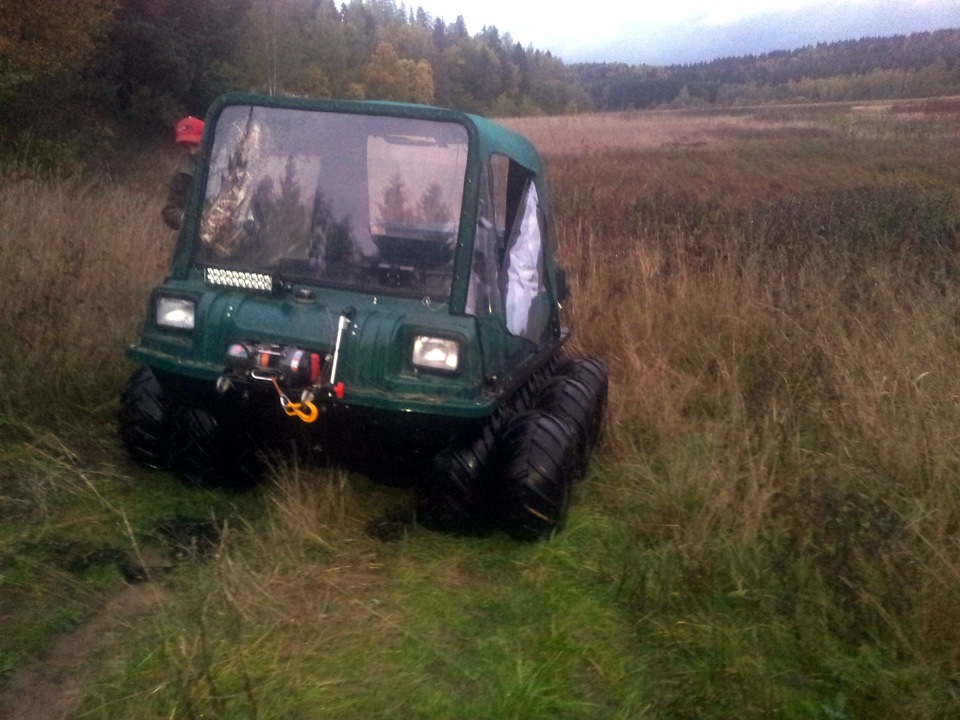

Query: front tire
[[118, 366, 171, 470], [496, 410, 577, 541], [417, 420, 497, 535]]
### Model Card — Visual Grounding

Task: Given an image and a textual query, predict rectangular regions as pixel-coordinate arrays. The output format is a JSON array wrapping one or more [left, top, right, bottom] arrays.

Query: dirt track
[[0, 582, 168, 720]]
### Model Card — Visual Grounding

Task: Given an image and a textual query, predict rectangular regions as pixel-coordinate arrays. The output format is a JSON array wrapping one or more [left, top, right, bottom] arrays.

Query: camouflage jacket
[[161, 154, 197, 230]]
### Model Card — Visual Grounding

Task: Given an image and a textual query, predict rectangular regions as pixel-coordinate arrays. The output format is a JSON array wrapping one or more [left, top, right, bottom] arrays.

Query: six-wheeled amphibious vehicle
[[119, 92, 607, 540]]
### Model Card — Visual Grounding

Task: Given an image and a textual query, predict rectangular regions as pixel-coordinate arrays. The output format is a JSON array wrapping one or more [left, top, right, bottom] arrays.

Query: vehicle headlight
[[412, 335, 459, 373], [156, 296, 195, 330]]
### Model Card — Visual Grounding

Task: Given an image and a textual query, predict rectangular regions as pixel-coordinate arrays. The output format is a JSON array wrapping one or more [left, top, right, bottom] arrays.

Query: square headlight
[[156, 296, 195, 330], [412, 335, 460, 373]]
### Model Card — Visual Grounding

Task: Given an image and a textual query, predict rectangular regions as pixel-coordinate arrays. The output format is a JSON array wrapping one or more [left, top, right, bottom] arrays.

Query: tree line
[[571, 29, 960, 110], [0, 0, 586, 147], [2, 1, 959, 168]]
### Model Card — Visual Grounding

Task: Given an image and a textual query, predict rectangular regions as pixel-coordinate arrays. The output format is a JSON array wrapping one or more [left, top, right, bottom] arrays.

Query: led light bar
[[205, 267, 274, 292]]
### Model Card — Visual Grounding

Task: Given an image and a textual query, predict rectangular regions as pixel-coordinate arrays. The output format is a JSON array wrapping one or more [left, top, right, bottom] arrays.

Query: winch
[[224, 341, 324, 386], [216, 341, 344, 423]]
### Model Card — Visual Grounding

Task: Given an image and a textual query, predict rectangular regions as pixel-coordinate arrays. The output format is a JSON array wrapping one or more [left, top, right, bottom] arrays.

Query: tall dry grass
[[542, 103, 960, 714], [0, 154, 176, 547], [8, 101, 960, 717], [0, 156, 172, 426]]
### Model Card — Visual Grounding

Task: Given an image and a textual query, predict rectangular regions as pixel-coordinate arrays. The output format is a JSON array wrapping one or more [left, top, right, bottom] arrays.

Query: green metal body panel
[[128, 92, 565, 426]]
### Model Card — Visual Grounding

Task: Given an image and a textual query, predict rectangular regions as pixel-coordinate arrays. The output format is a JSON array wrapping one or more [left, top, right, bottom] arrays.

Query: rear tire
[[118, 366, 171, 470], [496, 410, 577, 541]]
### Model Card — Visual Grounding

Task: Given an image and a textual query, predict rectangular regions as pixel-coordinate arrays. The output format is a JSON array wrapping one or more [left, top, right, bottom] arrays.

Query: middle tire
[[170, 406, 263, 490], [535, 375, 595, 481]]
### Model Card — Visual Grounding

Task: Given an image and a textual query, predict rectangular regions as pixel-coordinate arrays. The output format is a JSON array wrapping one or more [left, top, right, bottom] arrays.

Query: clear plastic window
[[197, 105, 468, 300], [466, 163, 503, 317]]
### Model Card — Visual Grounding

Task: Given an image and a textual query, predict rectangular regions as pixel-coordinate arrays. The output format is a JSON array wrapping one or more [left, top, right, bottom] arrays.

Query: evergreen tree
[[418, 183, 452, 224], [378, 172, 412, 225]]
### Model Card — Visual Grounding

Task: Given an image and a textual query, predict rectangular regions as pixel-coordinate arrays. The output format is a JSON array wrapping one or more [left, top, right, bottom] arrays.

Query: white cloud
[[416, 0, 960, 64]]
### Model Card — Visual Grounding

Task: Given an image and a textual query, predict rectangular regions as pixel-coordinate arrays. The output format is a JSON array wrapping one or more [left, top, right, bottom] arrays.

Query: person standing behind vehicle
[[161, 116, 204, 230]]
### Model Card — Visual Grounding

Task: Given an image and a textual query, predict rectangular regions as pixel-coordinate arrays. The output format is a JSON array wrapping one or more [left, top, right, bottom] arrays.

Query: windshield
[[197, 105, 469, 299]]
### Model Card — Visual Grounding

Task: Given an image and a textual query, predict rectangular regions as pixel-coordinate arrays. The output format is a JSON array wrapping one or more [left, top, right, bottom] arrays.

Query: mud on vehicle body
[[120, 92, 607, 540]]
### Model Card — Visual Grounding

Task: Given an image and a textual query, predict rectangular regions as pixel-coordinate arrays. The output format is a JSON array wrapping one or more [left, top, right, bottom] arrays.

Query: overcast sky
[[414, 0, 960, 65]]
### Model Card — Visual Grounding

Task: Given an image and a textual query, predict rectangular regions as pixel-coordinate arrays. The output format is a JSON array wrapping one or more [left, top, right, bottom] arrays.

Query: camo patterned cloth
[[199, 121, 263, 258]]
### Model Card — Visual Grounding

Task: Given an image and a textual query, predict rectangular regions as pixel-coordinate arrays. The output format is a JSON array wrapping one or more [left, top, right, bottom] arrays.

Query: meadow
[[2, 98, 960, 718]]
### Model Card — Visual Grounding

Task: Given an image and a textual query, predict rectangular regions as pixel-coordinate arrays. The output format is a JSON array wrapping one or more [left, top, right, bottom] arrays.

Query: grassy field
[[3, 98, 960, 718]]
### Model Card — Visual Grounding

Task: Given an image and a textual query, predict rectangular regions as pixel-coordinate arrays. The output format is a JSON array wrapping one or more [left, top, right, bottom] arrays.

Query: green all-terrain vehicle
[[119, 92, 607, 540]]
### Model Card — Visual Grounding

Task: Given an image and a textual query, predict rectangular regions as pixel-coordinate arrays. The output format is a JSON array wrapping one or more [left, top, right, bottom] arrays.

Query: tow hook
[[267, 376, 319, 423]]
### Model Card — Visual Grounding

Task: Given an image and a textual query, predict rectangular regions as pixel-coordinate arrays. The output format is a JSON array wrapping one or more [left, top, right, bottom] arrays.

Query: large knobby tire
[[556, 357, 609, 452], [118, 366, 171, 470], [496, 410, 578, 542], [170, 406, 262, 490], [417, 421, 497, 536], [535, 375, 595, 481]]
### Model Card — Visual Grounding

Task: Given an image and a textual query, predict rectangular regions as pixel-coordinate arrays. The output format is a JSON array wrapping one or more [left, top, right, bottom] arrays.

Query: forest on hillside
[[572, 29, 960, 109], [2, 1, 959, 170]]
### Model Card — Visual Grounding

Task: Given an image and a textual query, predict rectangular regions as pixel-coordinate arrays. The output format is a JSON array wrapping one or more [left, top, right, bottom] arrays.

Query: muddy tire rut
[[0, 516, 222, 720]]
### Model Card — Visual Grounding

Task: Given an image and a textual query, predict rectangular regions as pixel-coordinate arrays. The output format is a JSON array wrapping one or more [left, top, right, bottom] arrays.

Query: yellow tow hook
[[270, 377, 319, 423]]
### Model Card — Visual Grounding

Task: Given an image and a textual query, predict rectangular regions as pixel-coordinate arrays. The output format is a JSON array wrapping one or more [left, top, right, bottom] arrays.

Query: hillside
[[571, 28, 960, 110]]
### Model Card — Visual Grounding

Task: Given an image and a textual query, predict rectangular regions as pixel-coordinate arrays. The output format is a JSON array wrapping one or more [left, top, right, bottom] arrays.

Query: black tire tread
[[118, 366, 170, 469], [556, 356, 608, 451], [171, 406, 260, 490], [497, 410, 577, 541], [418, 421, 497, 535], [535, 375, 594, 480]]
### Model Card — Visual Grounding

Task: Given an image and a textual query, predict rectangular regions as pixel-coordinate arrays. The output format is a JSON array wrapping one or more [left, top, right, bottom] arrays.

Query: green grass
[[78, 468, 652, 719]]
